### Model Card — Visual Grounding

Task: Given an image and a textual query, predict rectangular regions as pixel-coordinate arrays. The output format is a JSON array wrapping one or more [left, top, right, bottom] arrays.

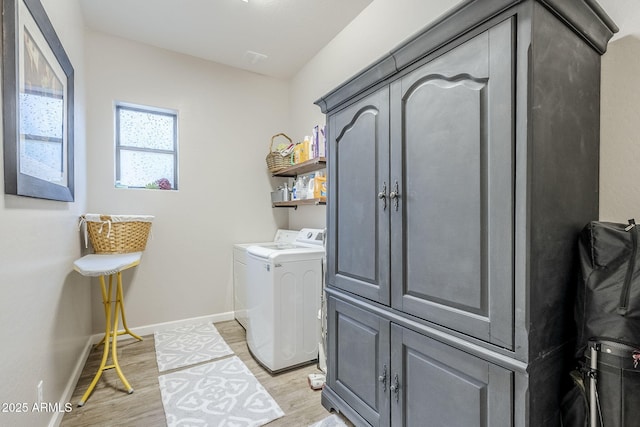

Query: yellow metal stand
[[78, 271, 142, 407]]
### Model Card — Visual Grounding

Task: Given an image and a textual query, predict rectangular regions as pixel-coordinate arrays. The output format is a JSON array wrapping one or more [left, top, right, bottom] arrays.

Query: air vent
[[244, 50, 268, 64]]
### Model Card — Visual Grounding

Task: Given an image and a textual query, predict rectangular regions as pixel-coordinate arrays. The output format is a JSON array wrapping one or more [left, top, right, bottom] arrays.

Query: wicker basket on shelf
[[81, 214, 154, 254], [266, 133, 292, 173]]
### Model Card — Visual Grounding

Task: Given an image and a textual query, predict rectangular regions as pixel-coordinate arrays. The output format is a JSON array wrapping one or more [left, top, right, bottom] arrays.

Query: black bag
[[560, 369, 589, 427], [583, 339, 640, 427], [565, 220, 640, 427], [574, 220, 640, 358]]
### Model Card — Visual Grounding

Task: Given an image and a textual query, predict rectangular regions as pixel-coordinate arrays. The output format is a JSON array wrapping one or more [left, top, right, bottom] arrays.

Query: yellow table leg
[[110, 279, 133, 394], [95, 275, 113, 347], [116, 272, 142, 341], [95, 272, 142, 345], [77, 273, 137, 407]]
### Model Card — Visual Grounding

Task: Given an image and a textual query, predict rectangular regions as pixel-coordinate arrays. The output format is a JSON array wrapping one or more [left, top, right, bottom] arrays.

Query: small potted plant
[[145, 178, 172, 190]]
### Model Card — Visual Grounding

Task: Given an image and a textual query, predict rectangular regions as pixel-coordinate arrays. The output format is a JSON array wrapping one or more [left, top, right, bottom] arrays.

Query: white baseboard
[[87, 311, 236, 344], [49, 336, 93, 427], [50, 311, 236, 426]]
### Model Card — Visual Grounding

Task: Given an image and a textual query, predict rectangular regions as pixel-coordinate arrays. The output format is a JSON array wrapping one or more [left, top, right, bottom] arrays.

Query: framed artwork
[[2, 0, 74, 201]]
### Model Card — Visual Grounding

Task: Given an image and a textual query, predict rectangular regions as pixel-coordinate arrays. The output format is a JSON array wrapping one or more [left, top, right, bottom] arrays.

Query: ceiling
[[79, 0, 636, 80], [79, 0, 373, 79]]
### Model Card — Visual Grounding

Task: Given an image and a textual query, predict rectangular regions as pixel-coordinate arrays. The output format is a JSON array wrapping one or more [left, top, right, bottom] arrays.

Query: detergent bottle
[[314, 172, 327, 200]]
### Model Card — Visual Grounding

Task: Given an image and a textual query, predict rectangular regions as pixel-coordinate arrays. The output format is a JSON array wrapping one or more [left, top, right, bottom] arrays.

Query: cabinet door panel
[[327, 296, 390, 427], [391, 325, 513, 427], [328, 88, 390, 304], [391, 19, 514, 348]]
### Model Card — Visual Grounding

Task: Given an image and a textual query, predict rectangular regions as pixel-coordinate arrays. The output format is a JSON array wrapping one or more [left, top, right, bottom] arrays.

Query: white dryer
[[246, 228, 324, 373], [233, 229, 298, 329]]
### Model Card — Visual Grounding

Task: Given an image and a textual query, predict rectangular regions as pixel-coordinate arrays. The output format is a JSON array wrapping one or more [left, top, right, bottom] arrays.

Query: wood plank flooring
[[61, 320, 351, 427]]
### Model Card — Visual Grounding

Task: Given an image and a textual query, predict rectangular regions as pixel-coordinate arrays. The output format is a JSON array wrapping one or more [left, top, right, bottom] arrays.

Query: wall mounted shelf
[[270, 156, 327, 209], [271, 157, 326, 178], [272, 198, 326, 209]]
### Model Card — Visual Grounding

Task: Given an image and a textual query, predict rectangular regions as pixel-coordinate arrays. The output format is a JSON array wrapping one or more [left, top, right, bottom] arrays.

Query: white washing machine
[[233, 229, 298, 329], [246, 228, 324, 373]]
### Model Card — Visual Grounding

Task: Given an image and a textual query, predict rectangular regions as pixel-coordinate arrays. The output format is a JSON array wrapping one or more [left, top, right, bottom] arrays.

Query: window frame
[[114, 103, 179, 190]]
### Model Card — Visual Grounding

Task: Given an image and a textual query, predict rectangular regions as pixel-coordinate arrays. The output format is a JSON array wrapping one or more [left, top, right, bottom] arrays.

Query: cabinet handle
[[378, 364, 387, 391], [378, 182, 387, 211], [389, 181, 400, 211], [389, 373, 400, 402]]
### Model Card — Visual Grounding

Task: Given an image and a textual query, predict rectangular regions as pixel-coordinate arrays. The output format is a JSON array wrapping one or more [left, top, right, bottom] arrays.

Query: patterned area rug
[[159, 355, 284, 427], [154, 322, 234, 372], [310, 414, 349, 427]]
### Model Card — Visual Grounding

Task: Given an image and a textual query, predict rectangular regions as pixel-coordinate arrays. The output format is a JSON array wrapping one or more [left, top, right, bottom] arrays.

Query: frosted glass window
[[120, 151, 174, 188], [119, 108, 174, 150], [115, 104, 178, 190]]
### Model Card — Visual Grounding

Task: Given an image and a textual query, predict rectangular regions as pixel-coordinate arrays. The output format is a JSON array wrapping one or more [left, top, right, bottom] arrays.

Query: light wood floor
[[61, 320, 350, 427]]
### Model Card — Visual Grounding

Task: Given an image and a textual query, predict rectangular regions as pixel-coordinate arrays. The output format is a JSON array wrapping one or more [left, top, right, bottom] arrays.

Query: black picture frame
[[2, 0, 74, 201]]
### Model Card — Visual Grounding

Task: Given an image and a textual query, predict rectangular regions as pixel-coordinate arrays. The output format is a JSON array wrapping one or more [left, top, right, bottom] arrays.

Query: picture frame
[[2, 0, 74, 201]]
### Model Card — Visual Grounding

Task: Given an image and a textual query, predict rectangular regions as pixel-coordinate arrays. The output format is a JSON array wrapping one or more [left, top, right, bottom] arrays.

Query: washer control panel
[[296, 228, 324, 246]]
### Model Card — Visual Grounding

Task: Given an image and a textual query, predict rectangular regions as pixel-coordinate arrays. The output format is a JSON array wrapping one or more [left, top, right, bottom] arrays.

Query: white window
[[115, 103, 178, 190]]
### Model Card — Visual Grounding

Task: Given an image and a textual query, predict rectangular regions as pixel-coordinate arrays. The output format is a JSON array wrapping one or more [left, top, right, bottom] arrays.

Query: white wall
[[0, 0, 89, 426], [84, 31, 290, 330], [598, 0, 640, 221]]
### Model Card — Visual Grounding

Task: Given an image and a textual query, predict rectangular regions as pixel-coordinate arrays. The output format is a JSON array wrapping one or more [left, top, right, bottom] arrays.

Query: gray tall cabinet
[[314, 1, 617, 426]]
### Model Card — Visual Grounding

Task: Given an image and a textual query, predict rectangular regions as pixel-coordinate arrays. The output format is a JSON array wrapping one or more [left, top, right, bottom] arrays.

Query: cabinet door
[[390, 324, 513, 427], [390, 19, 515, 348], [327, 296, 391, 427], [327, 88, 391, 304]]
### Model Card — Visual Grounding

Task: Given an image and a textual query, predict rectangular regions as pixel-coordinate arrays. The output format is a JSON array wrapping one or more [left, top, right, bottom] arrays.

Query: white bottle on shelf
[[298, 176, 308, 200], [306, 174, 315, 199]]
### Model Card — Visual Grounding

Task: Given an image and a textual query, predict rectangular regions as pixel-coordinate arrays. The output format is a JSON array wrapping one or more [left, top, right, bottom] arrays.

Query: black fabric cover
[[564, 222, 640, 427], [584, 341, 640, 427], [560, 370, 588, 427], [574, 221, 640, 358]]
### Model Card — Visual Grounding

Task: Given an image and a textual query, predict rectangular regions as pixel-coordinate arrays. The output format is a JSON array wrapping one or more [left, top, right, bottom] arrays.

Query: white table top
[[73, 252, 143, 277]]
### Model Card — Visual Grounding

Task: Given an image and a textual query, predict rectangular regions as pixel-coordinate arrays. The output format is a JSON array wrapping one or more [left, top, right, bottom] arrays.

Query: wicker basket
[[81, 214, 154, 254], [266, 133, 293, 173]]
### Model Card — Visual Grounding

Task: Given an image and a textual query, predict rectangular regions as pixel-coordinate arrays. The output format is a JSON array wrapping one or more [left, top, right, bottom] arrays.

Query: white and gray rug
[[159, 355, 284, 427], [310, 414, 349, 427], [154, 322, 234, 372]]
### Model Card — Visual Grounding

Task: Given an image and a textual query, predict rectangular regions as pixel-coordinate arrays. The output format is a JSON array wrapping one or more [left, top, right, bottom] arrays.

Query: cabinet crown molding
[[315, 0, 618, 114]]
